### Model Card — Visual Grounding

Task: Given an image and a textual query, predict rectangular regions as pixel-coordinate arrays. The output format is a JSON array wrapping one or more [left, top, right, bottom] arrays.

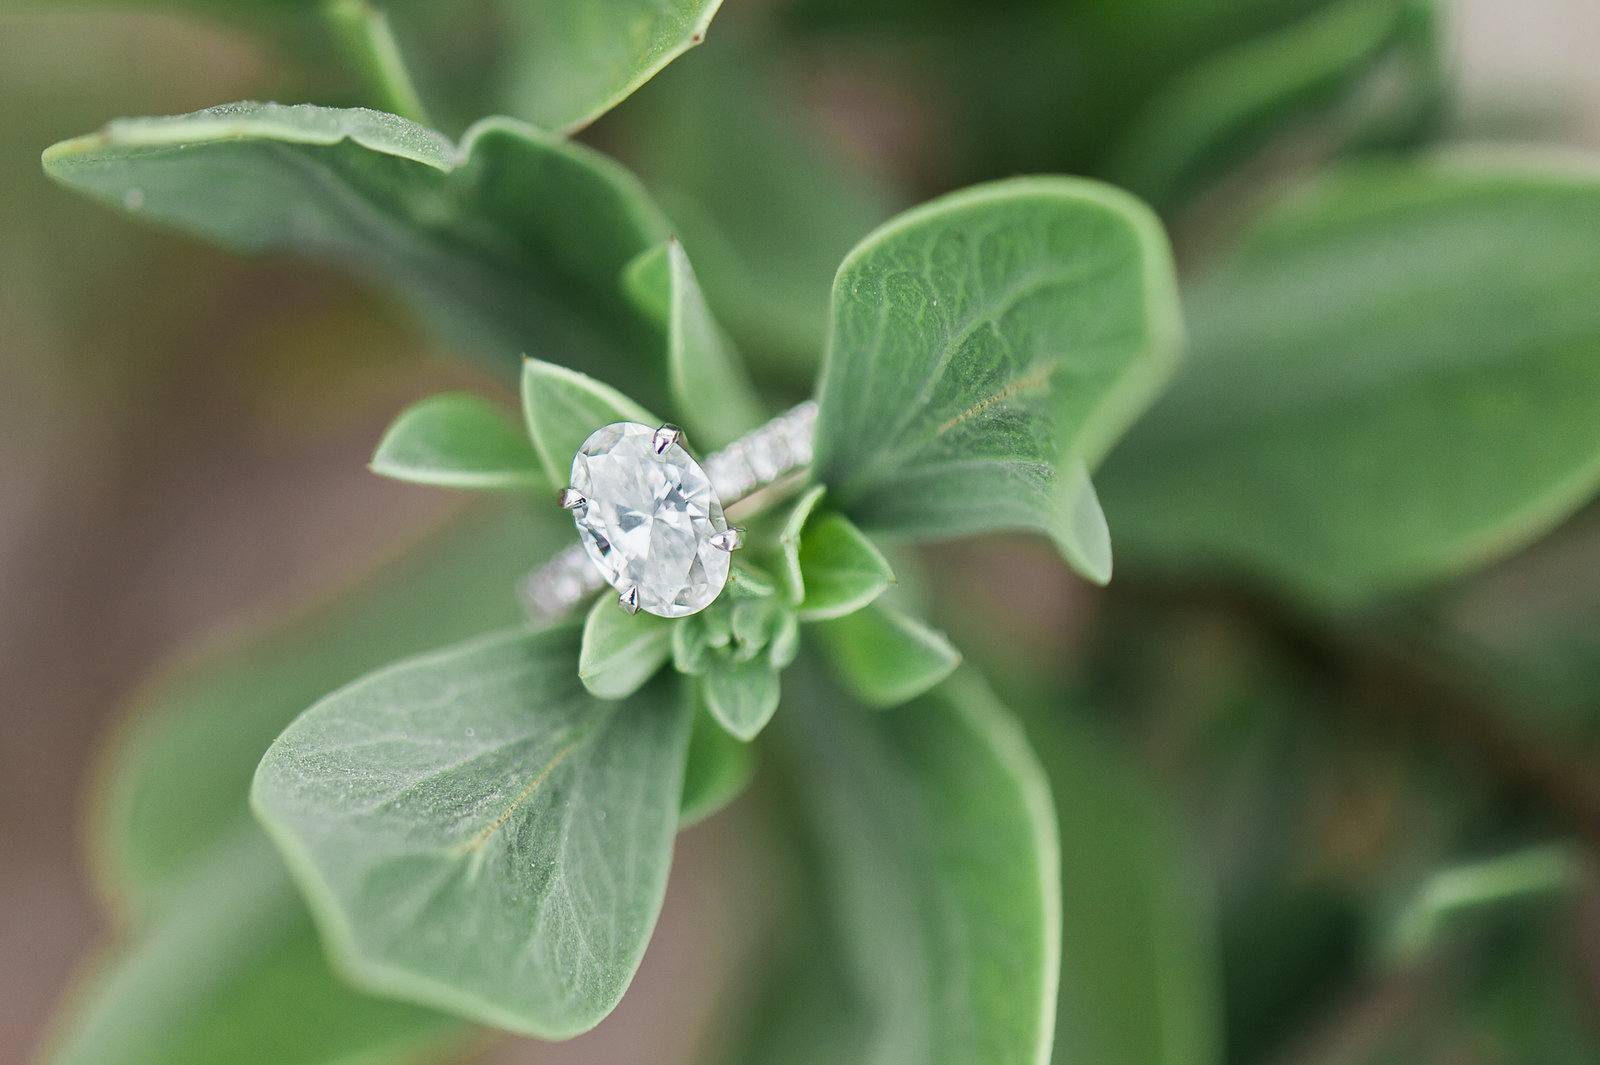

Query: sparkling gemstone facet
[[570, 423, 731, 618]]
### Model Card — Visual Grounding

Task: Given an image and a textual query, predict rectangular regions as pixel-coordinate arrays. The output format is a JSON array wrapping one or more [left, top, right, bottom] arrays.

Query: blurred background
[[4, 1, 1600, 1063]]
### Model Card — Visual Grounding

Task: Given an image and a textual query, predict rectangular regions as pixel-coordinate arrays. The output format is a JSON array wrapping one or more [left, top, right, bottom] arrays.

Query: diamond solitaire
[[563, 422, 740, 618], [520, 402, 814, 626]]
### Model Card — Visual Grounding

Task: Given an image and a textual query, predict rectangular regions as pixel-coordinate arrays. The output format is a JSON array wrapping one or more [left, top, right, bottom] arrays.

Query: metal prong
[[653, 425, 683, 454], [618, 587, 641, 614], [709, 527, 745, 551], [556, 487, 586, 510]]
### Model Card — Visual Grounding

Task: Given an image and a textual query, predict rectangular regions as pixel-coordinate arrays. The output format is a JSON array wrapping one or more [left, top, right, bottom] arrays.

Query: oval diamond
[[570, 423, 731, 618]]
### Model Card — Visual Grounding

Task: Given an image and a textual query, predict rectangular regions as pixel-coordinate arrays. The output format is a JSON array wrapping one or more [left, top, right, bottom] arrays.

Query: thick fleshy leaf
[[325, 0, 433, 126], [470, 0, 724, 134], [1099, 164, 1600, 604], [1027, 710, 1222, 1065], [1104, 0, 1440, 210], [813, 177, 1182, 582], [777, 484, 829, 604], [50, 505, 554, 1065], [251, 627, 692, 1037], [33, 0, 723, 136], [672, 570, 796, 741], [699, 657, 782, 742], [42, 103, 671, 388], [793, 511, 896, 621], [521, 356, 657, 486], [816, 601, 961, 709], [736, 682, 1220, 1065], [617, 51, 900, 369], [752, 667, 1060, 1065], [678, 702, 754, 827], [624, 238, 764, 449], [43, 833, 462, 1065], [578, 593, 673, 699], [98, 505, 552, 917], [670, 565, 781, 673], [371, 392, 543, 490]]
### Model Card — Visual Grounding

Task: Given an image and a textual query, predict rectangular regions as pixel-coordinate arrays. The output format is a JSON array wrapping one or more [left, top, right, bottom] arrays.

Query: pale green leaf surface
[[44, 832, 462, 1065], [777, 485, 828, 605], [1024, 710, 1222, 1065], [325, 0, 433, 126], [521, 356, 657, 486], [678, 702, 754, 828], [793, 511, 896, 621], [99, 504, 554, 918], [755, 667, 1060, 1065], [731, 598, 799, 669], [813, 177, 1181, 582], [42, 102, 671, 387], [578, 594, 673, 699], [817, 601, 961, 709], [623, 241, 673, 325], [1099, 163, 1600, 604], [371, 392, 544, 490], [251, 627, 691, 1037], [24, 0, 722, 136], [673, 575, 794, 741], [490, 0, 724, 133], [700, 657, 782, 741], [625, 238, 765, 448], [724, 563, 778, 601], [52, 507, 558, 1065], [619, 52, 901, 369]]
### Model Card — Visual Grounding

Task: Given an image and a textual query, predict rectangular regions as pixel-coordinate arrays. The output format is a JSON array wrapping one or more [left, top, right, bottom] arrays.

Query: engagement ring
[[520, 401, 818, 624]]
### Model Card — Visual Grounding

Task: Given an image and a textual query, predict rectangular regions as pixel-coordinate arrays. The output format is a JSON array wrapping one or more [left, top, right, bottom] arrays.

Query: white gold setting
[[520, 401, 817, 625]]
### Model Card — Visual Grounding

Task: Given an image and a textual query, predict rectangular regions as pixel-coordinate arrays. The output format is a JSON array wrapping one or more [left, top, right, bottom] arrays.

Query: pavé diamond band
[[519, 401, 818, 625]]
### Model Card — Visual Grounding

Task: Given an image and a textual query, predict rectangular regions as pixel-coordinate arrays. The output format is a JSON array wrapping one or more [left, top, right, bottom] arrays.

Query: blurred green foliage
[[14, 0, 1600, 1062]]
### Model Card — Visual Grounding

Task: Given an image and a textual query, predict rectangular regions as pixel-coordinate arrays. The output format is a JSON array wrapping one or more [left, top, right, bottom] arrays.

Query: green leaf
[[578, 593, 673, 699], [816, 601, 961, 709], [670, 580, 791, 679], [251, 627, 692, 1037], [1103, 0, 1440, 210], [1387, 843, 1582, 962], [725, 562, 780, 601], [755, 666, 1061, 1065], [50, 504, 556, 1064], [1025, 709, 1222, 1065], [679, 702, 754, 827], [777, 484, 829, 604], [731, 675, 1221, 1065], [325, 0, 433, 127], [370, 392, 544, 490], [99, 504, 553, 917], [673, 576, 795, 741], [793, 511, 897, 621], [42, 103, 671, 387], [26, 0, 721, 137], [699, 656, 782, 741], [1099, 163, 1600, 604], [479, 0, 724, 134], [521, 356, 657, 485], [624, 238, 764, 449], [43, 833, 463, 1065], [617, 50, 900, 369], [813, 177, 1182, 583]]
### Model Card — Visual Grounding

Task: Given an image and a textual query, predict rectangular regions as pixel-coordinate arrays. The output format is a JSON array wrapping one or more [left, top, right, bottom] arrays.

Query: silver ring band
[[519, 401, 818, 625]]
